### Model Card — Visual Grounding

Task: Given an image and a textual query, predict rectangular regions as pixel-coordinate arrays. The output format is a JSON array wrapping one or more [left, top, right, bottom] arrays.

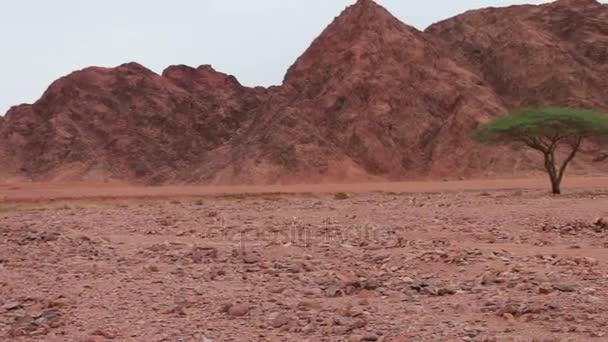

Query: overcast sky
[[0, 0, 567, 115]]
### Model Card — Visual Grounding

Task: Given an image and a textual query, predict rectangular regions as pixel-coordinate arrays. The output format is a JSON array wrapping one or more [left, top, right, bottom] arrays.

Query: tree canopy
[[475, 107, 608, 145], [474, 107, 608, 194]]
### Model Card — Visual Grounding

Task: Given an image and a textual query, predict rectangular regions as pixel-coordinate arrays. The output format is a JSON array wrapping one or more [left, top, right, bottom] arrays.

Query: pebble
[[362, 333, 379, 341], [479, 271, 497, 285], [538, 283, 554, 294], [92, 329, 117, 339], [349, 335, 364, 342], [269, 313, 290, 328], [242, 253, 261, 264], [553, 283, 576, 293], [227, 304, 250, 317], [2, 301, 23, 311]]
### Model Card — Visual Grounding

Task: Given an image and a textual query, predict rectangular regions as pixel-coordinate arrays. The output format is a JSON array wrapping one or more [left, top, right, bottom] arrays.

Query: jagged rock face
[[426, 0, 608, 110], [212, 0, 508, 183], [1, 0, 607, 184], [0, 63, 266, 183]]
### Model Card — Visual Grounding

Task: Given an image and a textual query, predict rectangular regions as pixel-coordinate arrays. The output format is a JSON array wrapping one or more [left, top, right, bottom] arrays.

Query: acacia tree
[[474, 107, 608, 195]]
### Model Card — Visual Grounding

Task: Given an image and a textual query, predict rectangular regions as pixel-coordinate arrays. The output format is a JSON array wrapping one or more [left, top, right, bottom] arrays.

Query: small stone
[[92, 329, 116, 339], [2, 301, 23, 311], [302, 324, 316, 334], [50, 297, 72, 308], [420, 285, 439, 296], [351, 318, 368, 329], [270, 313, 290, 328], [242, 253, 261, 264], [362, 333, 379, 341], [480, 271, 497, 285], [220, 303, 232, 313], [349, 335, 364, 342], [35, 308, 61, 322], [358, 298, 370, 306], [364, 278, 380, 290], [145, 265, 160, 273], [164, 304, 186, 316], [349, 307, 364, 317], [303, 288, 323, 296], [593, 217, 607, 228], [326, 285, 341, 297], [333, 316, 353, 326], [518, 314, 534, 323], [438, 286, 456, 296], [553, 283, 575, 293], [281, 288, 296, 297], [297, 300, 322, 311], [584, 257, 598, 265], [582, 287, 597, 295], [401, 277, 414, 283], [228, 304, 250, 317], [538, 283, 554, 294], [502, 313, 516, 324]]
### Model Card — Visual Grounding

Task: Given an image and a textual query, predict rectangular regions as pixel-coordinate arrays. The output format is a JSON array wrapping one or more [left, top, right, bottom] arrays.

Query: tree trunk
[[526, 135, 583, 196], [550, 177, 561, 195], [544, 151, 561, 195]]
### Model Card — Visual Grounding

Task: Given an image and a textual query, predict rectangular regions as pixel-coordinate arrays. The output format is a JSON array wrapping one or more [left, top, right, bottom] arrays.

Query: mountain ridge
[[1, 0, 607, 184]]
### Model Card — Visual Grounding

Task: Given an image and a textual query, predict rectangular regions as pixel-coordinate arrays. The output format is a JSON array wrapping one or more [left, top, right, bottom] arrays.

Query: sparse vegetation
[[475, 107, 608, 195]]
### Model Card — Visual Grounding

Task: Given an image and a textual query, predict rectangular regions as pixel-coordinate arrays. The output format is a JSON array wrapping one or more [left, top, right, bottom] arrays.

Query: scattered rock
[[593, 217, 607, 231], [351, 318, 368, 329], [538, 283, 554, 294], [334, 193, 350, 200], [92, 329, 117, 339], [302, 323, 316, 334], [438, 285, 457, 296], [362, 333, 379, 341], [144, 265, 160, 273], [349, 335, 364, 342], [479, 271, 497, 286], [297, 300, 322, 311], [325, 285, 342, 297], [2, 300, 23, 311], [502, 313, 516, 324], [227, 304, 250, 317], [269, 313, 290, 328], [553, 283, 576, 293], [242, 253, 261, 264], [164, 304, 186, 316]]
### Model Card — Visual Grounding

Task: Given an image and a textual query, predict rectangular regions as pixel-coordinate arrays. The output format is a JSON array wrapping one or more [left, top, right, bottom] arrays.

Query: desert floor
[[1, 178, 608, 341]]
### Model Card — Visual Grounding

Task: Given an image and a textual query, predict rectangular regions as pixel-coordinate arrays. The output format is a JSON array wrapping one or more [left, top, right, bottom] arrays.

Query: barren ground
[[2, 178, 608, 341]]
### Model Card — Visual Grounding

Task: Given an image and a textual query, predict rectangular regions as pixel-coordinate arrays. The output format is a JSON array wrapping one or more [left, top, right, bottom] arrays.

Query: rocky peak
[[329, 0, 417, 34], [550, 0, 603, 8], [115, 62, 154, 75], [163, 64, 242, 89], [283, 0, 422, 89]]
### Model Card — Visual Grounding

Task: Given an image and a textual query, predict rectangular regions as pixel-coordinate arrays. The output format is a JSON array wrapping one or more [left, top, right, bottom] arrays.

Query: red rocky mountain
[[426, 0, 608, 110], [0, 63, 267, 183], [208, 0, 509, 184], [0, 0, 606, 184]]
